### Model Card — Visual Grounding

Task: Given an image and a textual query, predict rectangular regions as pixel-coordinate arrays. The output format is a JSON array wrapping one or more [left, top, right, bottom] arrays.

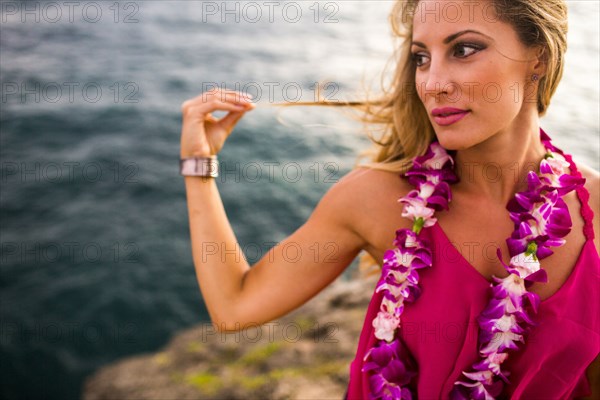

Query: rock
[[81, 275, 379, 400]]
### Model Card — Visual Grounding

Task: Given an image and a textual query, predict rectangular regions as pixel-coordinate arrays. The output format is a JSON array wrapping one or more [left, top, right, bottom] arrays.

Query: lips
[[431, 107, 469, 117], [431, 107, 470, 126]]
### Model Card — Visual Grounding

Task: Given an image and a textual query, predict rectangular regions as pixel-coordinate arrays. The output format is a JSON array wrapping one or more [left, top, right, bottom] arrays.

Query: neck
[[453, 116, 547, 205]]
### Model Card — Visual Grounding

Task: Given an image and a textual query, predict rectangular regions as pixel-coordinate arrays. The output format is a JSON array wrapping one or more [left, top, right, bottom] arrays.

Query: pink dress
[[346, 153, 600, 399]]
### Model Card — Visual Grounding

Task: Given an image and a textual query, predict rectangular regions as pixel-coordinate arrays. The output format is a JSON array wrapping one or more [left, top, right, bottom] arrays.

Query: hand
[[180, 89, 256, 158]]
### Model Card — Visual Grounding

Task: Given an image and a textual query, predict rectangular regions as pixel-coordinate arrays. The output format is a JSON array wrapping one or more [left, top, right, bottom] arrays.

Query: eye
[[411, 52, 429, 67], [453, 42, 484, 58], [411, 42, 485, 68]]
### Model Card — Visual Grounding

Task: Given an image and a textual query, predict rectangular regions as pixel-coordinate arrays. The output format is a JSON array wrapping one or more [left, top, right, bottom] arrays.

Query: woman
[[179, 0, 599, 398]]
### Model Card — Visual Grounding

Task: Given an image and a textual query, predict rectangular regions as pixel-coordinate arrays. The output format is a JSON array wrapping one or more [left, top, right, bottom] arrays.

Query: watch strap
[[179, 156, 219, 177]]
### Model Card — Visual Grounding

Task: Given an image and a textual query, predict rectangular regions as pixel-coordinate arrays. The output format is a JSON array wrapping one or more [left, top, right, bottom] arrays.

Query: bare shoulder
[[337, 165, 413, 195], [319, 165, 413, 213], [312, 165, 414, 249], [578, 162, 600, 190]]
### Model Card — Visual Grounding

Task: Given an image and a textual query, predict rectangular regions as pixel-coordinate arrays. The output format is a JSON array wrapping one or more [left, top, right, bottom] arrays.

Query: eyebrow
[[411, 29, 492, 48]]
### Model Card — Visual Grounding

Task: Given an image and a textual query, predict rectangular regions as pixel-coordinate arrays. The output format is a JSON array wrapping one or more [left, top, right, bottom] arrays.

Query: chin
[[433, 131, 473, 151]]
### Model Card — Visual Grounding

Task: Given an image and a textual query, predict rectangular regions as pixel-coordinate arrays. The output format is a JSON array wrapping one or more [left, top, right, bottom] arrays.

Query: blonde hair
[[276, 0, 569, 278]]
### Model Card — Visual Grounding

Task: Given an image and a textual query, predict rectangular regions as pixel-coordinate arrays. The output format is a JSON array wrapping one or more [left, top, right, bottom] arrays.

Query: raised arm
[[230, 170, 367, 331], [180, 89, 368, 332]]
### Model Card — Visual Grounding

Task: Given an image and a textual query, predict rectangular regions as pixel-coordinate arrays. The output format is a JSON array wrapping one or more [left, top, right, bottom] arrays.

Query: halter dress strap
[[561, 151, 595, 241]]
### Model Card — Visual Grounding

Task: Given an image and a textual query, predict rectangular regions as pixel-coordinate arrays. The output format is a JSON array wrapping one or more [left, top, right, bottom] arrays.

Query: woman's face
[[411, 0, 543, 150]]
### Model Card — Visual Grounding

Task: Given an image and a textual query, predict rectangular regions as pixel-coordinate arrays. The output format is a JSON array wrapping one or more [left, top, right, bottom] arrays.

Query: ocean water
[[1, 1, 598, 399]]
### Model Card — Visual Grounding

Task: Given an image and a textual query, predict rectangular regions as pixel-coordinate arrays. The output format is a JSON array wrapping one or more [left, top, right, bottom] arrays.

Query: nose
[[421, 59, 457, 101]]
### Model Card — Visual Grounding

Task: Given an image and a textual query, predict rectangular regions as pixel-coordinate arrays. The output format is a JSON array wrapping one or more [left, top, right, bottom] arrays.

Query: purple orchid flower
[[362, 339, 417, 399]]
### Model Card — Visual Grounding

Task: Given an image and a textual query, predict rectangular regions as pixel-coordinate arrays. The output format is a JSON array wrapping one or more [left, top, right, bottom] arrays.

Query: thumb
[[220, 109, 250, 135]]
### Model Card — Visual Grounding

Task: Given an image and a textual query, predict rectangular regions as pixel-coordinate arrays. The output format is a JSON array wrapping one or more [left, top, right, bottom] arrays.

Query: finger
[[219, 109, 250, 134], [192, 99, 248, 116], [205, 114, 219, 123]]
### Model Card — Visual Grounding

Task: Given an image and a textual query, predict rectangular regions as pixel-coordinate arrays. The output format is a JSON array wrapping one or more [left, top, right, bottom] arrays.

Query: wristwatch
[[179, 155, 219, 178]]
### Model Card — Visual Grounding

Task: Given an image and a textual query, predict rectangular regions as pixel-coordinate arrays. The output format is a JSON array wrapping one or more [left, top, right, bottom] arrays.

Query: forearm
[[184, 176, 250, 329]]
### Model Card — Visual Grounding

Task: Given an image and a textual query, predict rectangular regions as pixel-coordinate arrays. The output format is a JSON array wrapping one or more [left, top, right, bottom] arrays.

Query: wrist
[[180, 142, 215, 159], [180, 150, 215, 158], [179, 155, 219, 178]]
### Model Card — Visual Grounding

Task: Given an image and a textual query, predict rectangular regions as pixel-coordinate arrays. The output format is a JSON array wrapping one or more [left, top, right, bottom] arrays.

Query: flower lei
[[361, 132, 585, 400]]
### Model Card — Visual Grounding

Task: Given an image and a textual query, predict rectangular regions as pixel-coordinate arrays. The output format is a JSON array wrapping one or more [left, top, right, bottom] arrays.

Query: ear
[[530, 46, 548, 78]]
